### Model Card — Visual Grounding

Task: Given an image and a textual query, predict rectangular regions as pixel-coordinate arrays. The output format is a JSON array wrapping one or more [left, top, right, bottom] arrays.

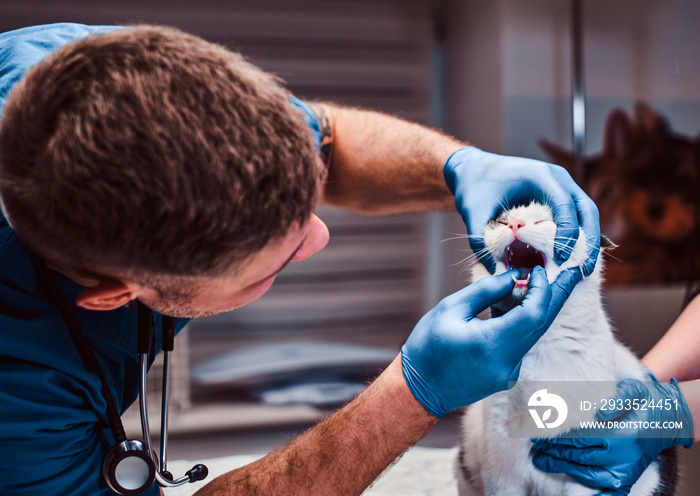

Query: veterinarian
[[0, 23, 600, 495], [532, 298, 700, 494]]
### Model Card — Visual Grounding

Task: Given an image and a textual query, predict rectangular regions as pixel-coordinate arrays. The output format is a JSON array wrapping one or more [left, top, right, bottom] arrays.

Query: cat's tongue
[[505, 240, 546, 286]]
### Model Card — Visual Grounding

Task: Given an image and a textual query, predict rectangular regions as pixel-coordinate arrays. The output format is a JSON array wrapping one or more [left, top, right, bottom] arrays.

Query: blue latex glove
[[531, 377, 694, 495], [402, 266, 582, 418], [443, 147, 601, 276]]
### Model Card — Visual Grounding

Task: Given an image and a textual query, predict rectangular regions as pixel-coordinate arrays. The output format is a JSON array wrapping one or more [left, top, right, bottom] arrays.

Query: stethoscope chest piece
[[102, 440, 156, 495]]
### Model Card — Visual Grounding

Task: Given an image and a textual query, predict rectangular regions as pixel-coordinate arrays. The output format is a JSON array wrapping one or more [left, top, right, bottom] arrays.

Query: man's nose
[[292, 214, 330, 262]]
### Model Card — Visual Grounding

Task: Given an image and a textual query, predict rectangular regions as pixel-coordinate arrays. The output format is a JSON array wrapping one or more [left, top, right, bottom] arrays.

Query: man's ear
[[75, 278, 140, 311]]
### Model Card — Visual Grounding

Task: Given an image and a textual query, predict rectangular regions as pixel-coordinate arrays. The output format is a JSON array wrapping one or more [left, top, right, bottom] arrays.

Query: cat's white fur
[[457, 202, 664, 496]]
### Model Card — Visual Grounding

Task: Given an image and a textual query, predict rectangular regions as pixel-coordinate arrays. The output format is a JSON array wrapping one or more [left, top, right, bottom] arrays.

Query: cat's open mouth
[[504, 240, 546, 287]]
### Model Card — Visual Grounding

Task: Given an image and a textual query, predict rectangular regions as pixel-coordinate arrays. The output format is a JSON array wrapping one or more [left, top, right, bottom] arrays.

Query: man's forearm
[[318, 103, 463, 215], [194, 356, 437, 496]]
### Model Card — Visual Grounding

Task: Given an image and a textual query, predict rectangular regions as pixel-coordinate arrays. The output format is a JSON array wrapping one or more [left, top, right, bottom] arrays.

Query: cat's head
[[472, 201, 602, 300]]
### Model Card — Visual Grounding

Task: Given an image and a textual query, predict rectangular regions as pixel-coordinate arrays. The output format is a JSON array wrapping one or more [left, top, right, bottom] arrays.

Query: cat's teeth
[[511, 274, 519, 284]]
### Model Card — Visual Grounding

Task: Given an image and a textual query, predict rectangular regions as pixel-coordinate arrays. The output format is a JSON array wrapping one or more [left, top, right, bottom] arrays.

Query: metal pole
[[425, 11, 449, 311], [571, 0, 586, 182]]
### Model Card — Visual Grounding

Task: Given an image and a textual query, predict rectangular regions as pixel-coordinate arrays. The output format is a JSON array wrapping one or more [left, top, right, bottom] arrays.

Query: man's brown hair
[[0, 25, 323, 281]]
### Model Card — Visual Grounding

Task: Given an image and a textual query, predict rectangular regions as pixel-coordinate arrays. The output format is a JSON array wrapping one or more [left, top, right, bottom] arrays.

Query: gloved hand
[[402, 266, 582, 418], [443, 147, 600, 276], [531, 376, 694, 495]]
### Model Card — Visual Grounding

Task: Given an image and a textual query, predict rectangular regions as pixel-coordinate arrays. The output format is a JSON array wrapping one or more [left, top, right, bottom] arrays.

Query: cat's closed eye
[[492, 214, 509, 226]]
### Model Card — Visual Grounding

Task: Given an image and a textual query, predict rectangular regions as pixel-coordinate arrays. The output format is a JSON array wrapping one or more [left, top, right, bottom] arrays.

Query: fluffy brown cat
[[540, 102, 700, 286]]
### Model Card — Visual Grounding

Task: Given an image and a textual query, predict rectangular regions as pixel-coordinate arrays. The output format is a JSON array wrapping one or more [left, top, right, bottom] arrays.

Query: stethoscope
[[30, 252, 208, 495]]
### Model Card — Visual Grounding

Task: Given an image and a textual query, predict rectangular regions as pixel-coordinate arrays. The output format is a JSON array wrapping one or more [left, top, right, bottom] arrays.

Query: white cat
[[456, 202, 677, 496]]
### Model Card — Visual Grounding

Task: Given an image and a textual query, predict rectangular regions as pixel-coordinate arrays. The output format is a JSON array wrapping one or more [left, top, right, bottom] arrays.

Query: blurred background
[[2, 0, 699, 493]]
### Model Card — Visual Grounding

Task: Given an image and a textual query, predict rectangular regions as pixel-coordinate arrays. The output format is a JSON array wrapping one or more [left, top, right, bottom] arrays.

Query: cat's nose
[[508, 219, 525, 236]]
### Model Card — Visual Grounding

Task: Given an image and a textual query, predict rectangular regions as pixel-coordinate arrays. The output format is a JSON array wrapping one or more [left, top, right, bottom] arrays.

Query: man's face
[[139, 214, 329, 318]]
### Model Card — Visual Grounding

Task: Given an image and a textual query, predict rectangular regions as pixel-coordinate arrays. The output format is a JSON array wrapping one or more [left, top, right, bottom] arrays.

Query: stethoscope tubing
[[31, 251, 206, 492]]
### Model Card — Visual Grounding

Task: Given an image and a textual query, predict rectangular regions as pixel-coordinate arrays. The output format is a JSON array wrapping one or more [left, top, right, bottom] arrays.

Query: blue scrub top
[[0, 23, 323, 495]]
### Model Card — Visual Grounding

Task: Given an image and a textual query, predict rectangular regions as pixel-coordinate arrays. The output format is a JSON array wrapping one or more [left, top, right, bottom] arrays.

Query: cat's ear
[[538, 138, 575, 173], [603, 109, 633, 160], [600, 235, 618, 250], [634, 100, 668, 138]]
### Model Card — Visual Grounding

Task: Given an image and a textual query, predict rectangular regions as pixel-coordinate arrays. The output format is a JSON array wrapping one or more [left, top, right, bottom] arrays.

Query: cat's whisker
[[456, 260, 478, 279], [457, 264, 472, 278], [552, 246, 576, 255], [443, 234, 485, 243], [452, 253, 485, 268], [484, 192, 513, 218], [552, 242, 576, 255], [543, 192, 556, 210], [456, 248, 493, 276], [600, 251, 623, 263], [452, 247, 491, 269], [441, 234, 470, 243], [451, 255, 475, 267], [552, 239, 577, 247], [440, 231, 485, 244], [553, 240, 622, 263], [554, 237, 604, 253], [496, 195, 511, 215]]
